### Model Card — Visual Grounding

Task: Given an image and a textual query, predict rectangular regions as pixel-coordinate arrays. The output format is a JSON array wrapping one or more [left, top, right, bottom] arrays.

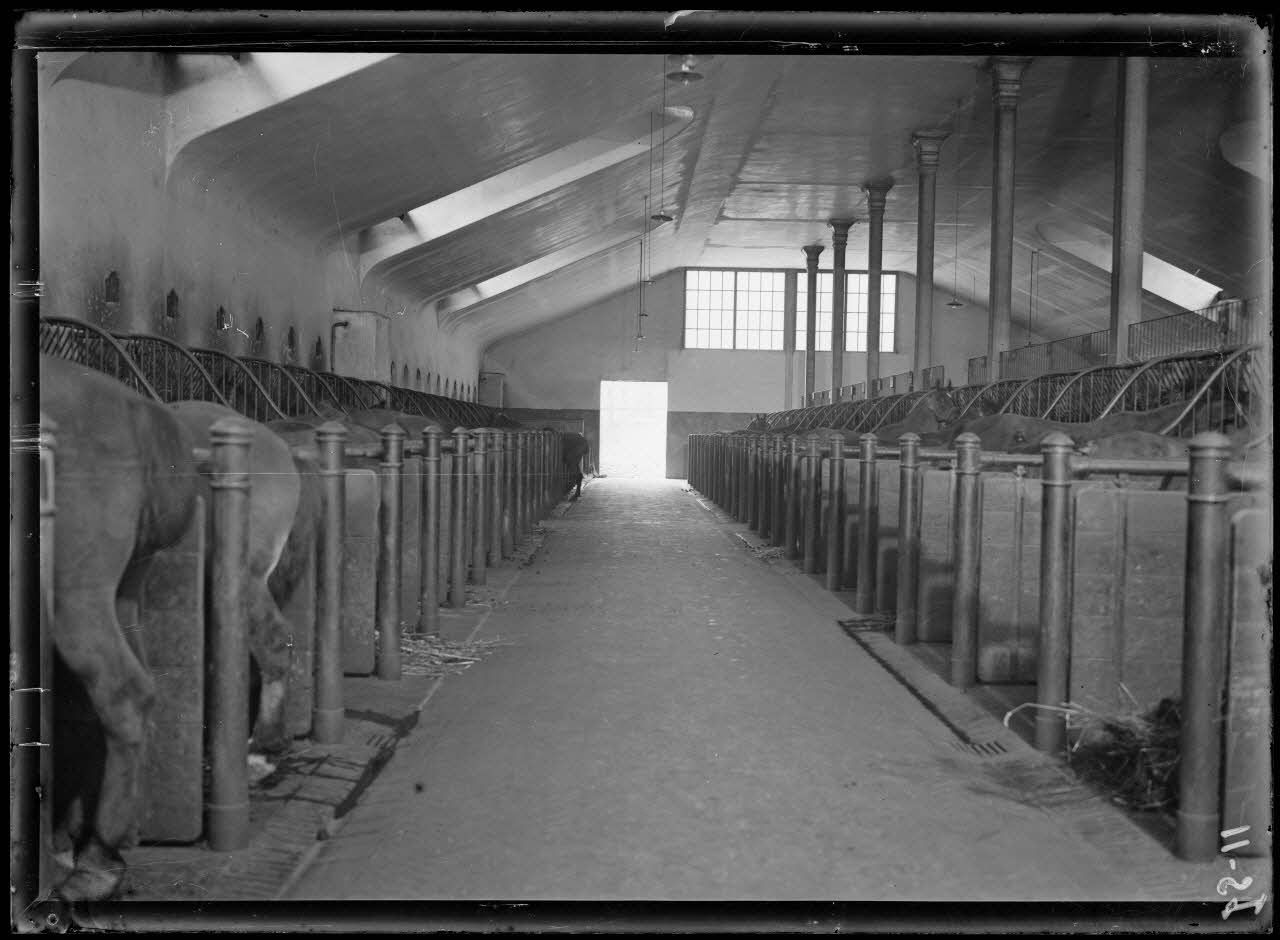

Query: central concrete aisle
[[282, 479, 1190, 902]]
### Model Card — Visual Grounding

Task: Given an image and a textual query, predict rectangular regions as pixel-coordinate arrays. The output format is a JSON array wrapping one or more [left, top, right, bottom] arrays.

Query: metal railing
[[111, 332, 232, 407], [967, 356, 988, 386], [872, 371, 914, 396], [188, 347, 289, 423], [1129, 298, 1265, 360], [39, 317, 161, 401], [919, 365, 946, 390], [1000, 328, 1112, 379]]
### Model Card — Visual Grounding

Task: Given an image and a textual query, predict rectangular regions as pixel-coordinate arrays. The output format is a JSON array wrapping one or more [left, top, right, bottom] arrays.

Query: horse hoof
[[55, 863, 123, 902], [250, 729, 290, 756], [247, 753, 278, 785]]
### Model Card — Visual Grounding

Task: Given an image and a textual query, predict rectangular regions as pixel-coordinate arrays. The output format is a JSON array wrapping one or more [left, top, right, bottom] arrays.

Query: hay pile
[[1066, 697, 1182, 813], [398, 634, 511, 679]]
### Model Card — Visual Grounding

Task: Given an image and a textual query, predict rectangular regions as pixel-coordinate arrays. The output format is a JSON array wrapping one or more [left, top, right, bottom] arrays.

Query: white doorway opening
[[599, 380, 668, 478]]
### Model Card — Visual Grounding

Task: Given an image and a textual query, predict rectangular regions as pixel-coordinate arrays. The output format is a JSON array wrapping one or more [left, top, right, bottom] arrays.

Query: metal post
[[854, 433, 880, 615], [487, 428, 501, 563], [895, 433, 922, 644], [207, 418, 253, 850], [757, 433, 768, 533], [470, 429, 488, 585], [770, 436, 785, 548], [802, 433, 822, 574], [515, 430, 527, 537], [534, 428, 544, 520], [450, 428, 469, 606], [747, 434, 760, 531], [826, 433, 846, 592], [1177, 431, 1232, 861], [34, 420, 56, 898], [313, 422, 347, 744], [950, 432, 982, 688], [759, 435, 773, 541], [785, 436, 801, 560], [376, 423, 405, 680], [501, 429, 515, 558], [1036, 432, 1074, 752], [719, 436, 730, 509], [729, 437, 740, 519], [438, 444, 454, 606], [418, 426, 442, 634]]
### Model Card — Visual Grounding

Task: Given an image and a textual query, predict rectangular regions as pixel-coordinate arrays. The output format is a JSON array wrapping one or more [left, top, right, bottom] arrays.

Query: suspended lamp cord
[[1027, 249, 1039, 345], [946, 185, 964, 308], [658, 59, 667, 218]]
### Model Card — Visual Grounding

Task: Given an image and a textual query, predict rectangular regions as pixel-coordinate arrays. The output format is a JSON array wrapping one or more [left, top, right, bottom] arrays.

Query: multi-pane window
[[685, 269, 787, 350], [796, 272, 897, 352]]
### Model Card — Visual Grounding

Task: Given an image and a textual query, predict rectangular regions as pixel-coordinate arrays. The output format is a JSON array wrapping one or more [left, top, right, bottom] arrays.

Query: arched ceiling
[[134, 28, 1265, 351]]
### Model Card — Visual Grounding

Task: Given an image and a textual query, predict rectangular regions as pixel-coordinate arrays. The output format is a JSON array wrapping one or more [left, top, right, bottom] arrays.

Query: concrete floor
[[281, 478, 1267, 904]]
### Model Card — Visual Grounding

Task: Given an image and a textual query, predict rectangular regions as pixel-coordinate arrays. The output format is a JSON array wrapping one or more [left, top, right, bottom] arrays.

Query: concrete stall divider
[[137, 498, 206, 843], [976, 472, 1043, 684], [1070, 487, 1188, 714], [342, 468, 379, 675]]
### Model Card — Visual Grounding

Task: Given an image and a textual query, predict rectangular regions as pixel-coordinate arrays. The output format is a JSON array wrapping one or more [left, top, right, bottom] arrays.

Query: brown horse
[[41, 355, 202, 901]]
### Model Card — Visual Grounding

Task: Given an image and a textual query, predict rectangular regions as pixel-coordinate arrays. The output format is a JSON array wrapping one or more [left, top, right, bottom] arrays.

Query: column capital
[[863, 179, 894, 212], [802, 244, 825, 265], [991, 56, 1032, 110], [828, 218, 856, 244], [912, 130, 950, 171]]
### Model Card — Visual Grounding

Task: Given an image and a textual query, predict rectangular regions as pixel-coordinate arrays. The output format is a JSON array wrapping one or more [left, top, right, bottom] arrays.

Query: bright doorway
[[599, 380, 668, 478]]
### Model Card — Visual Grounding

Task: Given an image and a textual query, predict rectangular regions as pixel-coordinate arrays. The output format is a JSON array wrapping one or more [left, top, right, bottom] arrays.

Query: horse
[[41, 355, 202, 901], [168, 401, 307, 753], [560, 431, 591, 499]]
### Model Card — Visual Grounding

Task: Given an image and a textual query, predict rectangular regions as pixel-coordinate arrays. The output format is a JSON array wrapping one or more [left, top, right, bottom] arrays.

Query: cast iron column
[[912, 131, 949, 380], [803, 245, 823, 406], [987, 56, 1031, 377], [829, 220, 854, 399], [783, 270, 798, 410], [864, 180, 893, 398], [1108, 56, 1148, 365]]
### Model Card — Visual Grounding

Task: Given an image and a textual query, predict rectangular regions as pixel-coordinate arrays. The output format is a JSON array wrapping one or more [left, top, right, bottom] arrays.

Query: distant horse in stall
[[739, 388, 963, 445], [560, 431, 591, 499], [41, 355, 201, 900]]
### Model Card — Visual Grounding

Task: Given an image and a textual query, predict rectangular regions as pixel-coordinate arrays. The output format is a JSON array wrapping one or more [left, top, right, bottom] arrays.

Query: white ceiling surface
[[158, 50, 1262, 350]]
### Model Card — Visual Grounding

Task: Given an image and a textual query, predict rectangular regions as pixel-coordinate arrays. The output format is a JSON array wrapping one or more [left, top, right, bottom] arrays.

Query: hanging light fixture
[[666, 53, 703, 85], [946, 186, 965, 308], [651, 57, 675, 224]]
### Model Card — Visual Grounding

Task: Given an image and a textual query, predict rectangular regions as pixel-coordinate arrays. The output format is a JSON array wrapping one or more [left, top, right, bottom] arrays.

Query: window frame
[[682, 266, 900, 353], [683, 267, 792, 351], [795, 270, 899, 354]]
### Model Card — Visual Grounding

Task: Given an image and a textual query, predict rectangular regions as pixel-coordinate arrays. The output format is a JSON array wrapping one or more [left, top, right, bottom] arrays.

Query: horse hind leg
[[52, 584, 156, 902], [247, 580, 293, 755]]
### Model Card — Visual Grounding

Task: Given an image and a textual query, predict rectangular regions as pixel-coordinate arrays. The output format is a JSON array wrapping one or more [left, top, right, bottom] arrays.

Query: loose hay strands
[[398, 634, 513, 679], [1063, 697, 1183, 814]]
